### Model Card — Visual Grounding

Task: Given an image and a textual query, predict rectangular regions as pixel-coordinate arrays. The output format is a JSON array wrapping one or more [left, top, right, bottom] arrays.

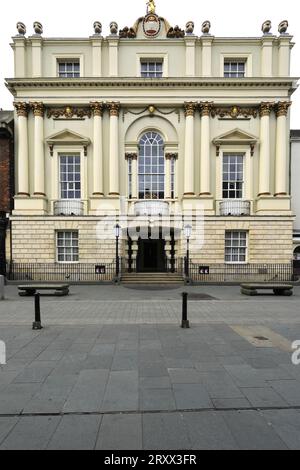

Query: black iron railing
[[186, 261, 294, 283], [8, 262, 116, 282]]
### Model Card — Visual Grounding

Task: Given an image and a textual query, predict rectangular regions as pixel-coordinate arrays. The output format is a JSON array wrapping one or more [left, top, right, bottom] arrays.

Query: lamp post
[[114, 224, 120, 278], [184, 224, 192, 278]]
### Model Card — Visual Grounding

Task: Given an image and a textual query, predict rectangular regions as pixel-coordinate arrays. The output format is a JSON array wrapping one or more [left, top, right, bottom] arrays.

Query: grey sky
[[0, 0, 299, 127]]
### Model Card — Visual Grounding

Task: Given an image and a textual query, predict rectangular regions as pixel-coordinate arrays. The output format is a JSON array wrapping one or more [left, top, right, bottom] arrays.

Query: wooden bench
[[18, 284, 69, 297], [241, 283, 293, 296]]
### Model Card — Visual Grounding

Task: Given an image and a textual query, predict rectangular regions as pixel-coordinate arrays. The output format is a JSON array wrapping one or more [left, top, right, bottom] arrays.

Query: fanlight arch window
[[138, 132, 165, 200]]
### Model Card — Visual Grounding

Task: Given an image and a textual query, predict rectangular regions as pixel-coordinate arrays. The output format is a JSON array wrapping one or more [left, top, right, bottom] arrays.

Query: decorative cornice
[[275, 101, 292, 117], [14, 101, 28, 117], [184, 102, 197, 117], [46, 106, 92, 119], [90, 101, 104, 117], [259, 102, 274, 117], [107, 102, 120, 117], [211, 105, 258, 119], [199, 101, 214, 117], [30, 102, 44, 117]]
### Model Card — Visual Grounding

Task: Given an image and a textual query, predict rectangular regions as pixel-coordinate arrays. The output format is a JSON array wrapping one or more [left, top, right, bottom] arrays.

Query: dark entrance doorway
[[137, 238, 166, 273]]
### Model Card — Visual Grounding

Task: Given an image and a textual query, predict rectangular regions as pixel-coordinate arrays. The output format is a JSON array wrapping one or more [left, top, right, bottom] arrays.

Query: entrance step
[[121, 273, 184, 285]]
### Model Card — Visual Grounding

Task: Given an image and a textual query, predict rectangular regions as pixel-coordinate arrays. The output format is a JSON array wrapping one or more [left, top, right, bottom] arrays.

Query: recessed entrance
[[137, 238, 166, 272]]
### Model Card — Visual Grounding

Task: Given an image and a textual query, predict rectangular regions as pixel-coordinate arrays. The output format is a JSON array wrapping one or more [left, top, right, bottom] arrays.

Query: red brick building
[[0, 111, 14, 275]]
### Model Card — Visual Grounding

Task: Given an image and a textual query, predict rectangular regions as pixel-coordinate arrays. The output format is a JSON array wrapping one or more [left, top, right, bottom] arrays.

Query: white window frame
[[220, 53, 252, 78], [225, 230, 248, 264], [136, 53, 168, 78], [56, 231, 79, 264], [222, 153, 245, 199], [53, 53, 84, 77], [59, 153, 81, 200]]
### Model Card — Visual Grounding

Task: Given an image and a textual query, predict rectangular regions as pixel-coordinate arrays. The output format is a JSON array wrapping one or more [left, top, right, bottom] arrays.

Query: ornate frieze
[[211, 105, 258, 119], [47, 106, 92, 119], [30, 102, 44, 117], [14, 102, 29, 117], [107, 102, 120, 117], [259, 102, 274, 117], [275, 101, 292, 117], [184, 102, 197, 117], [90, 102, 104, 117]]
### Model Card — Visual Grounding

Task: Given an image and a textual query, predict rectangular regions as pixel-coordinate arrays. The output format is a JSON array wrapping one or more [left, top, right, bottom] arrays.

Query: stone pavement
[[0, 285, 300, 449]]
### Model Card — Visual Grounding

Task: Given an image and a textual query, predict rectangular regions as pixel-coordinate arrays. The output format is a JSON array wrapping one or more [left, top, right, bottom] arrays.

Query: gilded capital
[[108, 102, 120, 117], [184, 102, 197, 117], [199, 101, 214, 117], [259, 102, 274, 117], [90, 101, 104, 117], [165, 153, 178, 160], [14, 102, 29, 117], [30, 102, 45, 117], [276, 101, 292, 117], [125, 153, 138, 160]]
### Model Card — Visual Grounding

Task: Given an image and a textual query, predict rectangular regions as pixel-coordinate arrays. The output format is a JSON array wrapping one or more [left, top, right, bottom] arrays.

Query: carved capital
[[259, 102, 274, 117], [107, 102, 120, 117], [199, 101, 214, 117], [14, 102, 28, 117], [125, 153, 138, 161], [165, 153, 178, 160], [90, 101, 104, 117], [276, 101, 292, 117], [184, 102, 197, 117], [30, 102, 44, 117]]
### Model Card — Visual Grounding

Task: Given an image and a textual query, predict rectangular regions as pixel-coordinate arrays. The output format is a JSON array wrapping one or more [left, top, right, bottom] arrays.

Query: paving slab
[[140, 388, 176, 411], [143, 413, 191, 450], [63, 369, 109, 413], [96, 414, 142, 450], [173, 384, 213, 410], [261, 409, 300, 450], [101, 371, 139, 412], [47, 415, 101, 450]]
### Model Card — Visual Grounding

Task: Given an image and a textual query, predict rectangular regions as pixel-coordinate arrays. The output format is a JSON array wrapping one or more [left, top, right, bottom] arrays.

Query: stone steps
[[121, 273, 184, 285]]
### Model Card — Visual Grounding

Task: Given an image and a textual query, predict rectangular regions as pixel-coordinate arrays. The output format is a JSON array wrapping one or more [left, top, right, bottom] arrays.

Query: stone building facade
[[6, 5, 299, 281], [0, 111, 14, 275]]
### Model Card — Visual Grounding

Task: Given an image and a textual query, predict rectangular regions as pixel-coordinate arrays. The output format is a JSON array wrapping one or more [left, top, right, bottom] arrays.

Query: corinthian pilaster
[[30, 102, 45, 196], [199, 102, 213, 196], [275, 101, 292, 196], [184, 102, 197, 195], [107, 102, 120, 196], [258, 102, 273, 196], [90, 102, 104, 196], [14, 102, 29, 196]]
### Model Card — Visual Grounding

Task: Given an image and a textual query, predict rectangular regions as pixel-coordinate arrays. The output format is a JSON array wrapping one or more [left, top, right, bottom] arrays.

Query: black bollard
[[181, 292, 190, 329], [32, 293, 43, 330]]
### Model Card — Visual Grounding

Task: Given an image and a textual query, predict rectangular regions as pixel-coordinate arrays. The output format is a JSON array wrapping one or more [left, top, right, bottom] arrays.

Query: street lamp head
[[184, 224, 192, 239], [114, 224, 120, 238]]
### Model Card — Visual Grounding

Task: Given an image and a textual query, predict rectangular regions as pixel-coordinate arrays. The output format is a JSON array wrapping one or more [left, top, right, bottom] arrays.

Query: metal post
[[181, 292, 190, 328], [116, 235, 119, 277], [32, 293, 43, 330], [0, 275, 4, 301], [186, 238, 190, 278]]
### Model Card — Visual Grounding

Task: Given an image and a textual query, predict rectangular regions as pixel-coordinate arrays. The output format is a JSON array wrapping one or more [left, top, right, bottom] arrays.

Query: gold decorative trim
[[125, 153, 138, 160], [259, 102, 274, 117], [275, 101, 292, 117], [199, 101, 214, 117], [211, 105, 258, 119], [47, 106, 92, 119], [30, 102, 44, 117], [14, 102, 28, 117], [184, 102, 197, 117], [90, 102, 104, 117], [165, 153, 178, 160], [107, 102, 120, 117]]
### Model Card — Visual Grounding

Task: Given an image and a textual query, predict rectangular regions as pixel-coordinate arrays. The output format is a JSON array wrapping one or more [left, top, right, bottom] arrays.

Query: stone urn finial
[[262, 20, 272, 35], [93, 21, 102, 35], [278, 20, 288, 35], [110, 21, 118, 35], [201, 20, 211, 35], [33, 21, 43, 35], [16, 22, 26, 36], [185, 21, 194, 35]]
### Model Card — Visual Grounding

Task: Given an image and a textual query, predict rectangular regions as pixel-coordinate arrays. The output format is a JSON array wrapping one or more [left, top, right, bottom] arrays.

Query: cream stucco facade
[[6, 8, 299, 281]]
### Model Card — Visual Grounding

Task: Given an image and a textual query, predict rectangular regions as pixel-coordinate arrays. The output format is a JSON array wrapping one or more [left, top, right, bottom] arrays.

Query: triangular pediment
[[213, 128, 259, 145], [46, 129, 91, 145]]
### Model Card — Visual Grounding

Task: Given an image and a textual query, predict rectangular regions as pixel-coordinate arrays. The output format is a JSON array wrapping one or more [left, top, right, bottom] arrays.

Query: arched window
[[139, 132, 165, 200]]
